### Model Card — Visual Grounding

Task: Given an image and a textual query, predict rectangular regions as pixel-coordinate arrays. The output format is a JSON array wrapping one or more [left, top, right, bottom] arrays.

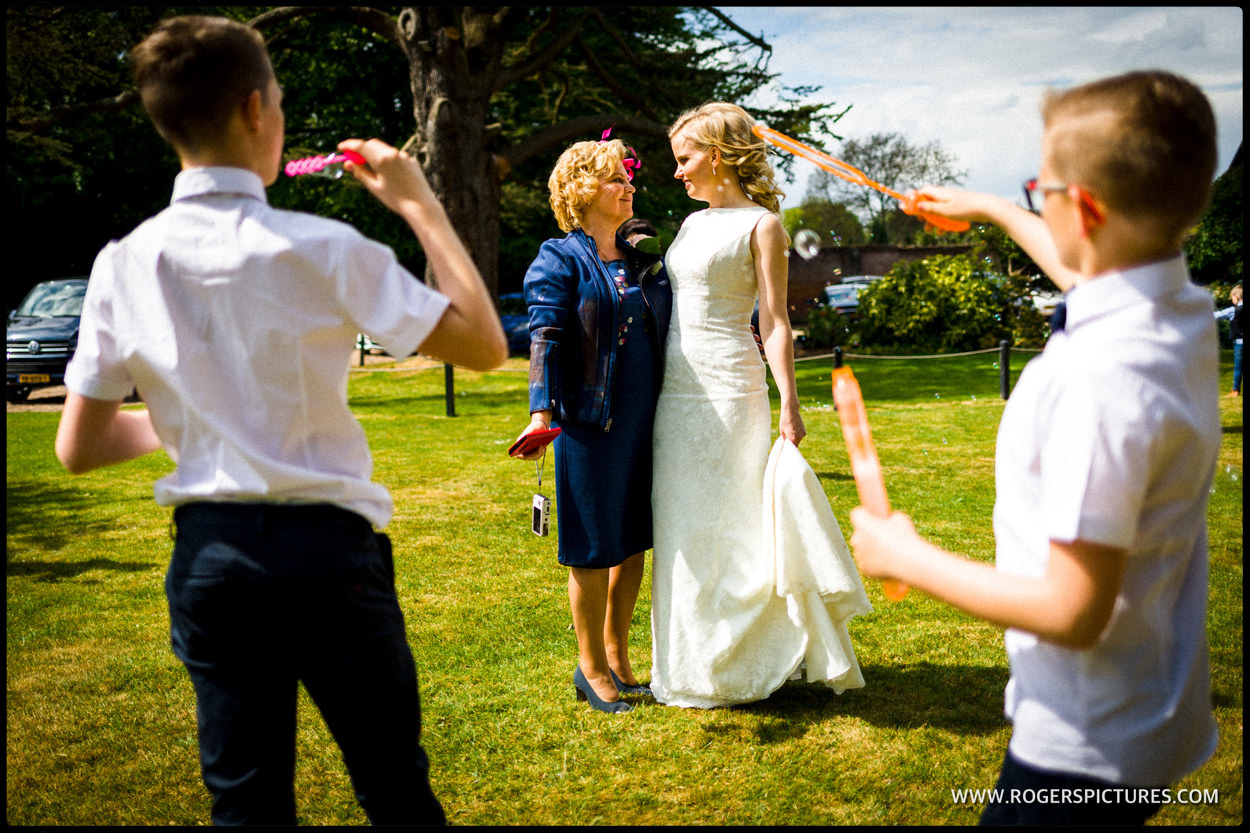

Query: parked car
[[6, 278, 88, 402], [822, 276, 882, 315], [498, 292, 531, 355], [1030, 289, 1063, 318], [356, 333, 384, 355]]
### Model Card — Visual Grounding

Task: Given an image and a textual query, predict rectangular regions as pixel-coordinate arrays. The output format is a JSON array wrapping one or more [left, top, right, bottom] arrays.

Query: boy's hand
[[338, 138, 435, 214], [848, 506, 920, 581], [909, 186, 1011, 225]]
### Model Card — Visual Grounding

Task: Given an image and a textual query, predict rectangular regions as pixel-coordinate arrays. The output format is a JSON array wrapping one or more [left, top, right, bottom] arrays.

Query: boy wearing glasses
[[848, 70, 1220, 824]]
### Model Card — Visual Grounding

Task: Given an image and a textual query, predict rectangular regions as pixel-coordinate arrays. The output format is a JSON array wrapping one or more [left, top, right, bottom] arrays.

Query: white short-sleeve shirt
[[993, 255, 1220, 785], [65, 167, 450, 528]]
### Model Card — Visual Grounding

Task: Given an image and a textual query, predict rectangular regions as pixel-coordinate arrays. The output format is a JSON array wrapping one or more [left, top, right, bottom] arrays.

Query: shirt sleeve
[[336, 231, 450, 360], [63, 243, 138, 401]]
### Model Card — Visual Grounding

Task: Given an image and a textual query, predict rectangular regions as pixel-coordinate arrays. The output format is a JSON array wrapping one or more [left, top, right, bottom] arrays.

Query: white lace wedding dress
[[650, 206, 872, 708]]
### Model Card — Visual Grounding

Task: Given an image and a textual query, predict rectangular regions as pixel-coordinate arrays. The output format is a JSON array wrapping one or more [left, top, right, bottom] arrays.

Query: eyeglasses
[[1022, 178, 1070, 213], [1022, 178, 1105, 223]]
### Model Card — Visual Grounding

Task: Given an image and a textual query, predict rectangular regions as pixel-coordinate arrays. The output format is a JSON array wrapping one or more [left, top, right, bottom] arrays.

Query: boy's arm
[[849, 508, 1125, 649], [341, 139, 507, 371], [914, 188, 1082, 293], [56, 393, 162, 475]]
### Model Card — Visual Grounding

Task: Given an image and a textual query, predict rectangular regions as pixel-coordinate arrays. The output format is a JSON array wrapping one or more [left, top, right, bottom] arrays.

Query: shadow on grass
[[6, 476, 152, 580], [7, 557, 151, 582], [679, 661, 1011, 744]]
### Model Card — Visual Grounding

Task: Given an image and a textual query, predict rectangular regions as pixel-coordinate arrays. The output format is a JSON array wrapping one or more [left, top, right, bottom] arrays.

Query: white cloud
[[718, 6, 1243, 208]]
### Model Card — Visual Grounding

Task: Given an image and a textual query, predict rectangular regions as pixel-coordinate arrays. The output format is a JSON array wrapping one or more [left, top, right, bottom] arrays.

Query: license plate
[[18, 374, 50, 384]]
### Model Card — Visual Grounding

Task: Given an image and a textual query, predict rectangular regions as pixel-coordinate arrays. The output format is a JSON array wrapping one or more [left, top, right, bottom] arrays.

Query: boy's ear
[[1074, 187, 1106, 237], [242, 89, 263, 133]]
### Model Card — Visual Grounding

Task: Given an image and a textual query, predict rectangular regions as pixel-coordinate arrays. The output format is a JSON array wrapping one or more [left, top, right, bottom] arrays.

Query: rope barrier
[[795, 346, 1042, 363], [351, 344, 1048, 413]]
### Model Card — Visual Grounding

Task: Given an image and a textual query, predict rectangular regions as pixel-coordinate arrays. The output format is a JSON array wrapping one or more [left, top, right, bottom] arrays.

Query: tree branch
[[700, 6, 772, 53], [8, 90, 141, 133], [574, 36, 661, 122], [10, 7, 402, 135], [500, 113, 668, 173], [495, 7, 594, 93], [246, 6, 402, 49]]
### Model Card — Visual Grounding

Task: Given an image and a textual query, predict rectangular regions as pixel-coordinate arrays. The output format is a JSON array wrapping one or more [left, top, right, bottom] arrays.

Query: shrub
[[801, 303, 855, 349], [856, 255, 1046, 353]]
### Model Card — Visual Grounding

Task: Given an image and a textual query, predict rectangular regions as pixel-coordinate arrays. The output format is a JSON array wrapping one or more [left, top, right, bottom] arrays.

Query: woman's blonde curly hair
[[547, 139, 628, 233], [668, 101, 785, 214]]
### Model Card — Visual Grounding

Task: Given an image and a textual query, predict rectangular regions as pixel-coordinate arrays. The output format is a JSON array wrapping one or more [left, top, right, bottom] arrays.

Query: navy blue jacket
[[525, 229, 671, 428]]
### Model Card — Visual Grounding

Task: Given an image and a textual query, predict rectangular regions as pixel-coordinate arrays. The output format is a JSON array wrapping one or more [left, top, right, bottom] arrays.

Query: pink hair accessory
[[598, 125, 641, 181]]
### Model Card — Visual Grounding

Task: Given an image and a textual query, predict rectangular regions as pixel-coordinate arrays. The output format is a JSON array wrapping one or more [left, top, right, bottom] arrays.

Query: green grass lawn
[[6, 350, 1243, 825]]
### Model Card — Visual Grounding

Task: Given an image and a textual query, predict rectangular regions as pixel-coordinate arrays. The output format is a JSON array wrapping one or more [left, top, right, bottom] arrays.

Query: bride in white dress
[[650, 102, 872, 708]]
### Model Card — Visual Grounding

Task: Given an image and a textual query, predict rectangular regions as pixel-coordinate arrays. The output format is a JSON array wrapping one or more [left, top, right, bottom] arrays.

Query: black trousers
[[166, 502, 445, 825], [979, 749, 1162, 826]]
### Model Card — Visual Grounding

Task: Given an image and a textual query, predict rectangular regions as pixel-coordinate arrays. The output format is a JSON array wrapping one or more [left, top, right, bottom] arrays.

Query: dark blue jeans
[[166, 503, 445, 825], [979, 749, 1161, 826]]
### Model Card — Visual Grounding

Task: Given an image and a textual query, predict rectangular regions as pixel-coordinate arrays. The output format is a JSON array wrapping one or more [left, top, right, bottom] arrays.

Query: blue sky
[[714, 6, 1243, 210]]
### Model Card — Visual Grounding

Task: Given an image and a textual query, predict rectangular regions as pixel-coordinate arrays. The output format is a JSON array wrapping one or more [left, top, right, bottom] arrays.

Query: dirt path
[[6, 385, 67, 413]]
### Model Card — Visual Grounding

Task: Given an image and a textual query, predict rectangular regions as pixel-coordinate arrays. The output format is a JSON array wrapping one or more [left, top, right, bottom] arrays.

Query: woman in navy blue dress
[[512, 137, 670, 714]]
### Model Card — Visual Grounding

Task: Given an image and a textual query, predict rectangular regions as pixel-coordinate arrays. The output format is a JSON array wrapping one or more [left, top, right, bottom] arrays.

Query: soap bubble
[[794, 229, 821, 260]]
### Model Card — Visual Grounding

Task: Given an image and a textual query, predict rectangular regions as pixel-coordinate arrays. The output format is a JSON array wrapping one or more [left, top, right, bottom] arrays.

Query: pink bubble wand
[[284, 149, 367, 179]]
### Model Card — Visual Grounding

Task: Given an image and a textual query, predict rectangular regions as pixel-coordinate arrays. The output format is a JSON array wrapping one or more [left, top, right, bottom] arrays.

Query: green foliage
[[488, 6, 851, 292], [5, 7, 183, 309], [856, 255, 1046, 353], [782, 198, 866, 246], [1185, 158, 1243, 286], [7, 6, 851, 301], [800, 303, 854, 349]]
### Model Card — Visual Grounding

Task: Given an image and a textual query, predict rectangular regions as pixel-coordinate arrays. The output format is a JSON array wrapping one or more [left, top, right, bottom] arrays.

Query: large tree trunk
[[398, 7, 506, 298]]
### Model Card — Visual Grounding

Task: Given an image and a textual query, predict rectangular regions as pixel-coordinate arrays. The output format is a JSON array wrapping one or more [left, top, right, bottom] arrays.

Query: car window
[[15, 282, 87, 318]]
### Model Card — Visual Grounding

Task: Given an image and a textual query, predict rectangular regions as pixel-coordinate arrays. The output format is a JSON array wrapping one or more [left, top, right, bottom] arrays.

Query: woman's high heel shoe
[[574, 666, 632, 714], [610, 669, 653, 698]]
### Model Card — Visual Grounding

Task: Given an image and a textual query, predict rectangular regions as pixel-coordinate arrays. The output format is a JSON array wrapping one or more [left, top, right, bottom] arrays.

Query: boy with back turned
[[850, 70, 1221, 825], [54, 14, 506, 825]]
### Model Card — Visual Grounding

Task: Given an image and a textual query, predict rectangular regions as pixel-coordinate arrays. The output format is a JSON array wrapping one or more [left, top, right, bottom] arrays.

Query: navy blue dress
[[554, 260, 660, 568]]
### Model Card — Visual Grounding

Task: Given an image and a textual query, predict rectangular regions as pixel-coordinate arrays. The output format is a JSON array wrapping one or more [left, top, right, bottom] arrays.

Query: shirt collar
[[170, 167, 269, 206], [1062, 254, 1190, 334]]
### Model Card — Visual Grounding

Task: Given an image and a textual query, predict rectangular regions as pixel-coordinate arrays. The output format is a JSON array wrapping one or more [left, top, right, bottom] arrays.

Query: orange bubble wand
[[754, 125, 969, 233], [831, 366, 908, 601]]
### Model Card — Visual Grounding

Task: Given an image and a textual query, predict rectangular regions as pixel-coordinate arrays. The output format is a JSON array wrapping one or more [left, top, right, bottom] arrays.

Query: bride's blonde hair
[[668, 101, 784, 214]]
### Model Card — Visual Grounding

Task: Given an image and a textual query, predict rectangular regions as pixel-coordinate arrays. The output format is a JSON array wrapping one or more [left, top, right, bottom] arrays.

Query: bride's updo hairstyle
[[668, 101, 785, 214], [548, 139, 628, 233]]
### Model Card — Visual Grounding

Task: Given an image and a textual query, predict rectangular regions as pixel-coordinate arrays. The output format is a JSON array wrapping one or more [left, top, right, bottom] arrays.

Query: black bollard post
[[444, 363, 456, 417], [999, 340, 1011, 400], [832, 347, 843, 411]]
